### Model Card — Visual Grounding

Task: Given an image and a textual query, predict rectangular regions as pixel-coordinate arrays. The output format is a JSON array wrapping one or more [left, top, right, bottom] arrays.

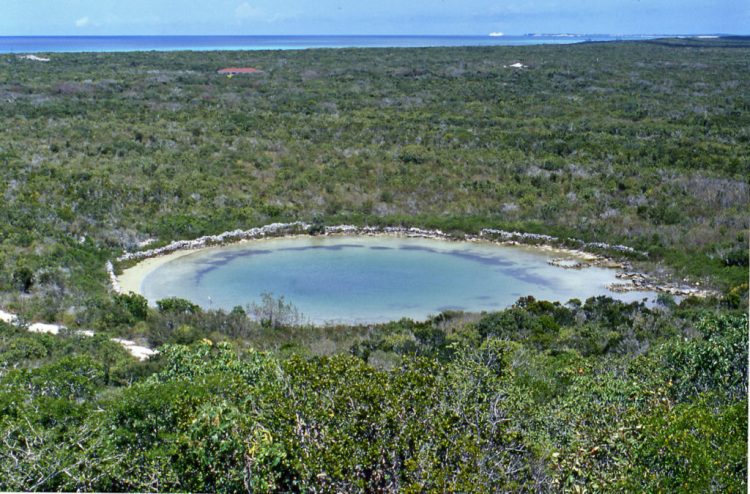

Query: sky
[[3, 0, 747, 36]]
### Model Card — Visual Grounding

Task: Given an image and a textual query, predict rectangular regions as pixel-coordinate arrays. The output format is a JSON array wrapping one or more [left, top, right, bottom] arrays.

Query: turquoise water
[[139, 236, 651, 324], [0, 35, 659, 54]]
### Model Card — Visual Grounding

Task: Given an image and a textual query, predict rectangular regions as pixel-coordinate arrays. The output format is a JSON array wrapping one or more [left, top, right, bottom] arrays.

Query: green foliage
[[0, 302, 747, 491], [0, 335, 49, 362], [115, 292, 149, 321], [0, 39, 747, 491], [11, 266, 34, 293], [659, 312, 748, 401], [0, 40, 748, 316], [623, 396, 747, 493], [156, 297, 201, 315]]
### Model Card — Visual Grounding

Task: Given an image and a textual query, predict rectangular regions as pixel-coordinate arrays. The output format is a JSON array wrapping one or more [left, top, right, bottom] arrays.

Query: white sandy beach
[[118, 247, 209, 295], [117, 232, 319, 296]]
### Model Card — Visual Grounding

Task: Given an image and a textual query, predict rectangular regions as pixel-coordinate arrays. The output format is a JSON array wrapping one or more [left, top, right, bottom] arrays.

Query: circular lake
[[122, 236, 652, 324]]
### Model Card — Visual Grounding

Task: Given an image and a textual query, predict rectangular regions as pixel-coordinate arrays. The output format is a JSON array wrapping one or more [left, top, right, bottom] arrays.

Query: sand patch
[[118, 247, 211, 295]]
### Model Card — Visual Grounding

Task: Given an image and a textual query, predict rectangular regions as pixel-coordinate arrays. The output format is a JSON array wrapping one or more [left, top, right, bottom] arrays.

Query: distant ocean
[[0, 35, 661, 54]]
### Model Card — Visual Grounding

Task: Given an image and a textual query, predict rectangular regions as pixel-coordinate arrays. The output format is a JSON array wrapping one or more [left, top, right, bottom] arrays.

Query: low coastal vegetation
[[1, 39, 747, 318], [0, 298, 746, 491], [0, 39, 748, 491]]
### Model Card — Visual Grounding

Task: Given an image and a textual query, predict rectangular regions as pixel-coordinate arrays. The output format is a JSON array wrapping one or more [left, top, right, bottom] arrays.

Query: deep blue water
[[0, 35, 659, 53]]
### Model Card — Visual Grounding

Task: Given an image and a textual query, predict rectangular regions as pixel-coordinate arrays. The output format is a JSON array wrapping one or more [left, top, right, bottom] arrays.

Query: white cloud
[[75, 16, 91, 28], [235, 2, 263, 19]]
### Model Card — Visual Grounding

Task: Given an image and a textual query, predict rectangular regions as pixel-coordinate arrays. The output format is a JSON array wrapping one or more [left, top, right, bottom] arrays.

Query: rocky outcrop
[[106, 261, 121, 293], [479, 228, 644, 256], [0, 309, 18, 325], [116, 223, 646, 267], [548, 258, 590, 269], [111, 338, 159, 361], [116, 221, 311, 264], [607, 272, 719, 298]]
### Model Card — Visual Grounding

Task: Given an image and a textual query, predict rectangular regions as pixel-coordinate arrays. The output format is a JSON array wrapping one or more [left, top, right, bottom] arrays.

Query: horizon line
[[1, 33, 743, 38]]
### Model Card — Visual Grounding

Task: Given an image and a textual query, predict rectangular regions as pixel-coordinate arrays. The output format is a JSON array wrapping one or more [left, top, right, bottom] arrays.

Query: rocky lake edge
[[0, 223, 720, 363], [110, 222, 718, 300]]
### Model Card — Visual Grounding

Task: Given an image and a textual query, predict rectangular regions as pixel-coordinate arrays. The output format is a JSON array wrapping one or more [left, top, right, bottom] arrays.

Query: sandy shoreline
[[116, 225, 623, 300], [117, 233, 327, 296], [118, 247, 206, 295], [115, 231, 607, 299]]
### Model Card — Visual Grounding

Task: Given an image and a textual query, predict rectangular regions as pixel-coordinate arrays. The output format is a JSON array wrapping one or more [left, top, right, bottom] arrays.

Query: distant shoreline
[[1, 34, 664, 54]]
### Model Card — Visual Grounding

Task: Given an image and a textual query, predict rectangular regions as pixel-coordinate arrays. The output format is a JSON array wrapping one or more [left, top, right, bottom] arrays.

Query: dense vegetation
[[0, 298, 746, 491], [0, 39, 748, 491], [0, 39, 748, 319]]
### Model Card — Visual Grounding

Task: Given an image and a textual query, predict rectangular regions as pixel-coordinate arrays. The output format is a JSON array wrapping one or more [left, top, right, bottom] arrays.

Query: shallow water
[[138, 236, 652, 324], [0, 35, 659, 54]]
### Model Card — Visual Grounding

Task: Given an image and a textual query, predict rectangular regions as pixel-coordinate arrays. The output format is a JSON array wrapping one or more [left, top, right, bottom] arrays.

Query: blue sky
[[3, 0, 747, 36]]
